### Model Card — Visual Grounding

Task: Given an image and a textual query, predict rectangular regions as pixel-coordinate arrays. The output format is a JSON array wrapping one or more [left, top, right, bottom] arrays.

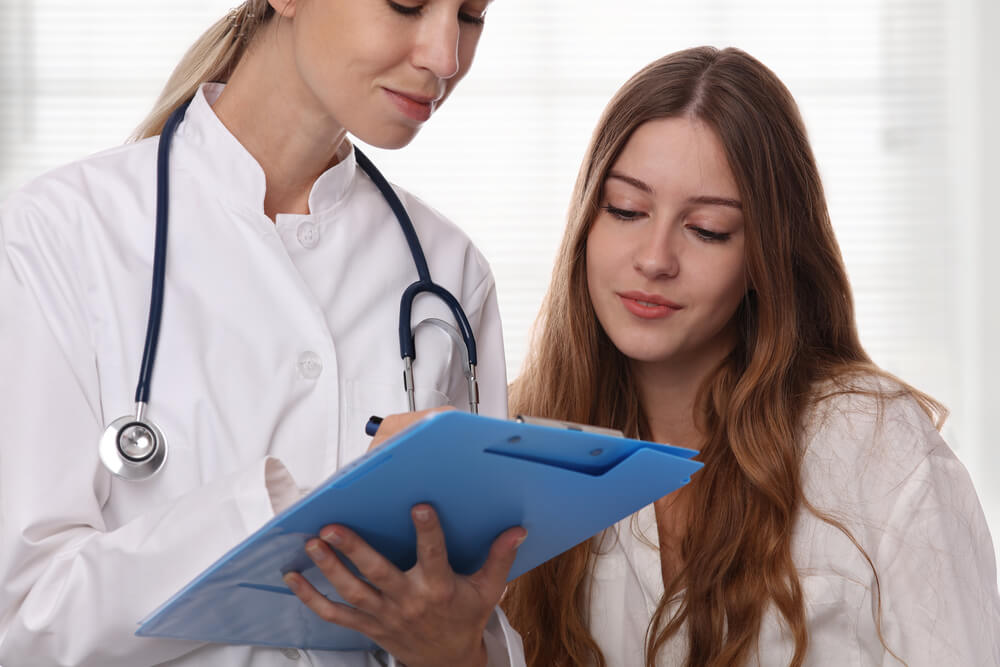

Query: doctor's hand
[[283, 505, 526, 667], [367, 407, 453, 451]]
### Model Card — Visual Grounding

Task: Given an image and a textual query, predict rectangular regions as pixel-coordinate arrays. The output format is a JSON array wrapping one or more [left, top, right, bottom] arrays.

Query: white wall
[[973, 0, 1000, 556]]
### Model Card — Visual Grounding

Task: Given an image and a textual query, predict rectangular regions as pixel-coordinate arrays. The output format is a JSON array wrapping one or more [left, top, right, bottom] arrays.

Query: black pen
[[365, 415, 383, 437]]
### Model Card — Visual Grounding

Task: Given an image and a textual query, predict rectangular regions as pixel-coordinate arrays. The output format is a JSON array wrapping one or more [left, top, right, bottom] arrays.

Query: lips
[[384, 88, 440, 122], [617, 291, 682, 320]]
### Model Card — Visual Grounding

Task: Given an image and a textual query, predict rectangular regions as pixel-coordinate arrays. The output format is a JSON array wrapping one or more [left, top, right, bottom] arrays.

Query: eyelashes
[[690, 227, 731, 243], [600, 204, 643, 221], [459, 10, 487, 26], [599, 205, 733, 243], [387, 1, 423, 16], [386, 1, 487, 26]]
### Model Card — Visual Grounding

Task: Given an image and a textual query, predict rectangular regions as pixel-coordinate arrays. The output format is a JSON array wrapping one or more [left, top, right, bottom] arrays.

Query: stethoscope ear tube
[[354, 148, 431, 283], [398, 281, 478, 366], [355, 147, 480, 415], [407, 318, 479, 414]]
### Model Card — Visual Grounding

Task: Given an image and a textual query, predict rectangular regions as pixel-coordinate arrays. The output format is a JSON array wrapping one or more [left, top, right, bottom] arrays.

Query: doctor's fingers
[[282, 568, 384, 639], [410, 504, 454, 583], [411, 505, 526, 604], [468, 524, 528, 603], [302, 531, 403, 613], [368, 406, 455, 450]]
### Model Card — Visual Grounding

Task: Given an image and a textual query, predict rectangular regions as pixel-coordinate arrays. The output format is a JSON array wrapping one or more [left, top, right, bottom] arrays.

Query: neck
[[632, 332, 737, 449], [211, 25, 348, 220], [632, 364, 703, 449]]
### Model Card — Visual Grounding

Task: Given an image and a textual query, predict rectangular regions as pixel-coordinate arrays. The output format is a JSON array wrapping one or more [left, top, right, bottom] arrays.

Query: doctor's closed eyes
[[386, 0, 490, 25]]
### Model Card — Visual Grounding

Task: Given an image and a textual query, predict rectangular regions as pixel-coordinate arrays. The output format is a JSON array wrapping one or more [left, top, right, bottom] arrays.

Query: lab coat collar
[[174, 83, 358, 219]]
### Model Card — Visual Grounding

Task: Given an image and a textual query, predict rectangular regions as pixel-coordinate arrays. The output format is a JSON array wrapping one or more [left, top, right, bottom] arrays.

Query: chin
[[352, 124, 421, 150], [610, 338, 677, 365]]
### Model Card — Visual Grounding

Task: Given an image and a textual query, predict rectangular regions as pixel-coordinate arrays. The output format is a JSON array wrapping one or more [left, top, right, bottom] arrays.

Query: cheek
[[294, 22, 347, 86], [458, 30, 482, 71], [584, 243, 599, 299], [709, 257, 748, 316], [584, 235, 611, 310]]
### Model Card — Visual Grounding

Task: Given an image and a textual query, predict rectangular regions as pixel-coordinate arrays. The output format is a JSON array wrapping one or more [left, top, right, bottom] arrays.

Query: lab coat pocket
[[340, 379, 450, 469]]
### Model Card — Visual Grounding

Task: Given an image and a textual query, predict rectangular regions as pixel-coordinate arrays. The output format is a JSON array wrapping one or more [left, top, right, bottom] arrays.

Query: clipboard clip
[[515, 415, 624, 437]]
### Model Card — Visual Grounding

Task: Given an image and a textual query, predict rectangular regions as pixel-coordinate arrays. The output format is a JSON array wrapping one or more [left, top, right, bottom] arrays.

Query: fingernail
[[413, 507, 431, 522], [513, 532, 528, 548], [307, 540, 329, 562], [320, 527, 345, 546], [284, 573, 301, 593]]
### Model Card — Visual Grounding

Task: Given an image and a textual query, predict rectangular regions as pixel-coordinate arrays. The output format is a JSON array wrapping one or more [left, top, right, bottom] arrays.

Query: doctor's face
[[586, 117, 748, 381], [283, 0, 492, 149]]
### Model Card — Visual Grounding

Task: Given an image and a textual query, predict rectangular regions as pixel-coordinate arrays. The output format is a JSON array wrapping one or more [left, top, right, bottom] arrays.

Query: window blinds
[[1, 0, 994, 562]]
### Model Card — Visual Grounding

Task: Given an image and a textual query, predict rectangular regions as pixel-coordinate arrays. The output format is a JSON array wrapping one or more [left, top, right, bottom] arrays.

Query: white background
[[1, 0, 997, 572]]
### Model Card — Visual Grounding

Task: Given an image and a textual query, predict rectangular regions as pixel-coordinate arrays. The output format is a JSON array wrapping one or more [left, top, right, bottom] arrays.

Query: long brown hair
[[501, 46, 943, 667]]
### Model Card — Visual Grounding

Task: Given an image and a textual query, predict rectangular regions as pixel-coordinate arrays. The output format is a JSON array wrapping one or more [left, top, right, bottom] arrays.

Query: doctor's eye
[[386, 0, 485, 25], [601, 204, 645, 222], [458, 3, 488, 25], [458, 10, 486, 26], [387, 0, 423, 17]]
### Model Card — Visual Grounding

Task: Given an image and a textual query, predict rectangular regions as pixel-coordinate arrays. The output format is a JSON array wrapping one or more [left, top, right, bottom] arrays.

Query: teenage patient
[[501, 46, 1000, 667]]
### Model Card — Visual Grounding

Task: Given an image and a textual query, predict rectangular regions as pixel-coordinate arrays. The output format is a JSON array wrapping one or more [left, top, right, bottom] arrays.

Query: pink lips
[[384, 88, 438, 122], [618, 291, 682, 320]]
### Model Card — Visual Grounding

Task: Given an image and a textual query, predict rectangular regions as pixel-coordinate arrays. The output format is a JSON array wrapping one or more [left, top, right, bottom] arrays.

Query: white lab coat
[[587, 380, 1000, 666], [0, 84, 524, 667]]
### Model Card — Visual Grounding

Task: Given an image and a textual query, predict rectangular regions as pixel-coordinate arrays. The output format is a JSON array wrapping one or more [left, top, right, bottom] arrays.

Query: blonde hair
[[132, 0, 275, 140]]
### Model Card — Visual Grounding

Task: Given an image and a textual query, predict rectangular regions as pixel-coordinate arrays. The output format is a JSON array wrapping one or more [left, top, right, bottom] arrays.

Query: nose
[[411, 14, 462, 79], [633, 223, 680, 280]]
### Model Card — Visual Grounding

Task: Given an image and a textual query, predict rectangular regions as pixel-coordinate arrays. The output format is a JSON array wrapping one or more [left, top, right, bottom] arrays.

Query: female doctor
[[0, 1, 526, 666]]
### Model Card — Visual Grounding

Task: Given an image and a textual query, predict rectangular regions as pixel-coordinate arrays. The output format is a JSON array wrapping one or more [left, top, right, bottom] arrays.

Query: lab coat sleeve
[[871, 431, 1000, 666], [0, 203, 286, 666], [483, 606, 526, 667]]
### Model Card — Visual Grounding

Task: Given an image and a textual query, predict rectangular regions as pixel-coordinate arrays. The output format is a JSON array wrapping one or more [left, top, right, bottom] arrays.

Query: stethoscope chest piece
[[99, 407, 167, 481]]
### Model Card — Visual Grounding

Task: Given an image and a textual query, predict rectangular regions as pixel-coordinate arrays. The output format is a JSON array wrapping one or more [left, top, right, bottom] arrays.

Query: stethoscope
[[98, 98, 479, 481]]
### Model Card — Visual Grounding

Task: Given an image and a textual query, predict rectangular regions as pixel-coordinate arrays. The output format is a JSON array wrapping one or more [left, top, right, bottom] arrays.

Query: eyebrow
[[606, 171, 743, 210]]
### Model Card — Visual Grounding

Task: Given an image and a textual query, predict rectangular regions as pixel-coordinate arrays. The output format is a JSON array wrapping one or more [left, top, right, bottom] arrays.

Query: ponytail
[[132, 0, 275, 140]]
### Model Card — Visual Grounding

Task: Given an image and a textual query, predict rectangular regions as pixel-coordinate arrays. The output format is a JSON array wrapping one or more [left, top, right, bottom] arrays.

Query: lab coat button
[[280, 647, 301, 660], [298, 351, 323, 379], [296, 222, 320, 249]]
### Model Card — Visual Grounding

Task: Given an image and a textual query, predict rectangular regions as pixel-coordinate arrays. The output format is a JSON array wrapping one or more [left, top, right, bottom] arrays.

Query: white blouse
[[0, 84, 522, 667], [587, 384, 1000, 666]]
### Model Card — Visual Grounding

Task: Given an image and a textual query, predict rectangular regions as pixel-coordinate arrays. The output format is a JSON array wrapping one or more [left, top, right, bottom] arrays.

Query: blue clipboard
[[136, 412, 702, 650]]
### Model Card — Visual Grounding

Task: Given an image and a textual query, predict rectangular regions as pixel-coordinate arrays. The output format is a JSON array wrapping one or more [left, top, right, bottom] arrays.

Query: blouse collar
[[173, 83, 358, 218]]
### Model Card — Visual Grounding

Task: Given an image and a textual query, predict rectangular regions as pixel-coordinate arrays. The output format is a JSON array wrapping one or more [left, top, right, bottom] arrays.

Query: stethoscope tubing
[[105, 98, 479, 482], [352, 148, 478, 367], [135, 98, 193, 405]]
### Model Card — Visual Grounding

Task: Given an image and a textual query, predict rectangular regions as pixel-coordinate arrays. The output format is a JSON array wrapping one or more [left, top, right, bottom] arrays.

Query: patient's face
[[586, 117, 747, 380]]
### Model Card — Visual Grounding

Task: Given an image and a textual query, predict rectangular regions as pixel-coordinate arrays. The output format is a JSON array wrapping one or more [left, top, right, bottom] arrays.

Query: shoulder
[[798, 373, 956, 508], [799, 376, 1000, 664], [1, 138, 159, 310], [1, 138, 158, 242], [373, 177, 497, 309]]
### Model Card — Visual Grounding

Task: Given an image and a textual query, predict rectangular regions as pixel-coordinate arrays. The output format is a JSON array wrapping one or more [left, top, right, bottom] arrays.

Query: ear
[[267, 0, 297, 19]]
